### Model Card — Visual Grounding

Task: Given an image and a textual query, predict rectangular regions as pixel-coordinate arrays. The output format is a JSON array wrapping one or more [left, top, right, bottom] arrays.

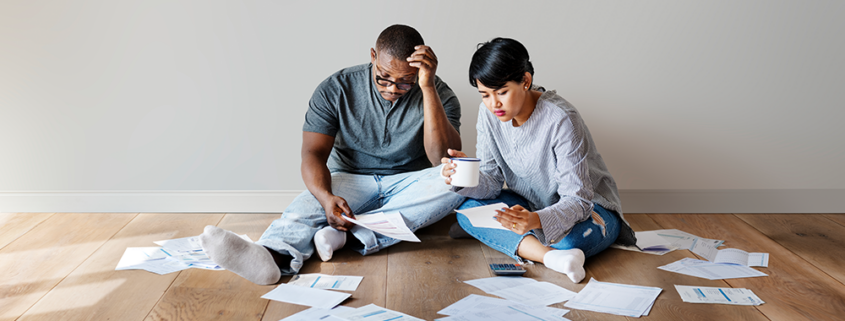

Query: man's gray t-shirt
[[303, 63, 461, 175]]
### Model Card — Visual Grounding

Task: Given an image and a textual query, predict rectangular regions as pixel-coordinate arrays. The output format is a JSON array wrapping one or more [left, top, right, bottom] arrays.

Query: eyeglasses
[[375, 74, 416, 91]]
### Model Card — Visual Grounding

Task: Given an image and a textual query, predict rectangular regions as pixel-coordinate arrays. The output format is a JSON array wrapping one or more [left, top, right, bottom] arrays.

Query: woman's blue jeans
[[456, 190, 620, 261]]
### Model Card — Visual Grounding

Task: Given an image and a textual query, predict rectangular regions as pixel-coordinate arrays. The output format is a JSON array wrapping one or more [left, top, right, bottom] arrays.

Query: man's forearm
[[301, 157, 334, 204], [421, 86, 462, 165]]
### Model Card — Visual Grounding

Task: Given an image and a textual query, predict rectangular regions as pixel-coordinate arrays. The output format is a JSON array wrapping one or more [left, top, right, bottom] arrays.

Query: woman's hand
[[495, 205, 542, 235], [440, 148, 468, 185]]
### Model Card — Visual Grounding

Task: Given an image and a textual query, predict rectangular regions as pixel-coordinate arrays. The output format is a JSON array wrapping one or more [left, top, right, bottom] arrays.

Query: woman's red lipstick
[[494, 110, 506, 116]]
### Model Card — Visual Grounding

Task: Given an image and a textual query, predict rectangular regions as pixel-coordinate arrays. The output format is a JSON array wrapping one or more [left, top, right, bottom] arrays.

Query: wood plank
[[0, 213, 54, 250], [0, 213, 136, 320], [385, 214, 490, 320], [17, 213, 224, 321], [143, 213, 280, 321], [736, 214, 845, 286], [649, 214, 845, 321], [822, 213, 845, 228]]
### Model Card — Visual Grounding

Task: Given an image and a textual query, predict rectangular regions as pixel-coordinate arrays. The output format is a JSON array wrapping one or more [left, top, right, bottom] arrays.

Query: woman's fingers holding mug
[[447, 149, 468, 158]]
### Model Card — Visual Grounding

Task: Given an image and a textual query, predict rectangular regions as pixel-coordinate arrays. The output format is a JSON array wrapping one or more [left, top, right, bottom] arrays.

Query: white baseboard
[[1, 189, 844, 213], [619, 189, 845, 213], [0, 190, 301, 213]]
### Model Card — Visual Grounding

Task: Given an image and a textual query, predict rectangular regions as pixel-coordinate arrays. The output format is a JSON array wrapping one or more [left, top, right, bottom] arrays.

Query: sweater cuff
[[535, 208, 574, 246]]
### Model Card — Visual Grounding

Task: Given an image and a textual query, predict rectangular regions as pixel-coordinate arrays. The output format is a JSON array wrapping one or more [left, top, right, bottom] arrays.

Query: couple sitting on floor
[[199, 24, 637, 286]]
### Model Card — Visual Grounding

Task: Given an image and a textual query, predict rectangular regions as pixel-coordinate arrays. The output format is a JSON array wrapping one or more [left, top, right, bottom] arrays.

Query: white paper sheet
[[261, 284, 350, 309], [437, 305, 571, 321], [690, 242, 769, 267], [333, 303, 424, 321], [564, 278, 662, 318], [658, 258, 768, 280], [437, 294, 568, 317], [287, 273, 363, 291], [455, 203, 509, 230], [463, 276, 537, 293], [344, 212, 420, 242], [674, 285, 765, 305], [634, 231, 675, 251], [490, 281, 577, 307], [115, 247, 191, 275], [652, 229, 724, 250], [279, 306, 354, 321]]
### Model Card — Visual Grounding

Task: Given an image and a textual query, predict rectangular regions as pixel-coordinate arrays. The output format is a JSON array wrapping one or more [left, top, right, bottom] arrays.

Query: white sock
[[543, 249, 586, 283], [199, 225, 281, 285], [314, 226, 346, 262]]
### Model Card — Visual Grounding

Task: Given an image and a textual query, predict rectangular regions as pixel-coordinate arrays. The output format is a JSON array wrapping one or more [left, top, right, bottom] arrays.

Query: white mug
[[449, 157, 480, 187]]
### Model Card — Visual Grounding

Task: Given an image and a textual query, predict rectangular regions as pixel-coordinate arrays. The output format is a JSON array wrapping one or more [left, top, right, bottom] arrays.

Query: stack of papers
[[115, 234, 251, 274], [463, 277, 576, 307], [343, 212, 420, 242], [437, 294, 570, 321], [564, 278, 662, 318], [675, 285, 764, 306], [658, 258, 768, 280]]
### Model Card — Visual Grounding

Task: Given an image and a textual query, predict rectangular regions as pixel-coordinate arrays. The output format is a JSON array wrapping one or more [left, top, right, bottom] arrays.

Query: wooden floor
[[2, 213, 845, 321]]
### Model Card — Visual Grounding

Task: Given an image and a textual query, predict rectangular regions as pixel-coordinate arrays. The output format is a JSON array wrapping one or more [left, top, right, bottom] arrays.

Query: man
[[199, 24, 465, 285]]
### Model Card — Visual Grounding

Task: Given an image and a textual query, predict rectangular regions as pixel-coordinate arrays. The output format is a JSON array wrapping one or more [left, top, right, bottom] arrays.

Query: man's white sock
[[199, 225, 281, 285], [314, 226, 346, 262], [543, 249, 586, 283]]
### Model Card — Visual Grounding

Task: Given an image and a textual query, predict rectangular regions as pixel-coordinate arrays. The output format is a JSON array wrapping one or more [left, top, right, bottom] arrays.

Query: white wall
[[2, 0, 844, 212]]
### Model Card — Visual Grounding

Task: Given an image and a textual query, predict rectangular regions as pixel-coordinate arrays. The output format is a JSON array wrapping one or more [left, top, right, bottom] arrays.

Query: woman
[[442, 38, 636, 283]]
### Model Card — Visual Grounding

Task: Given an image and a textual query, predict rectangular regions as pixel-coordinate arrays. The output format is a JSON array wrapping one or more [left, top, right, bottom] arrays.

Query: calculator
[[489, 263, 527, 276]]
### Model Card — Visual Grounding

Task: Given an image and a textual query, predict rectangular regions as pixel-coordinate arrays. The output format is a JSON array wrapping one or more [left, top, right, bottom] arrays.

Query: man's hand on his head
[[407, 45, 438, 89], [322, 195, 355, 231]]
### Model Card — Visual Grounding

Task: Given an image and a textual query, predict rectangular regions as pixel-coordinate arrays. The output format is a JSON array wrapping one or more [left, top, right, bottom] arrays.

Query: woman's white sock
[[314, 226, 346, 261], [543, 249, 586, 283]]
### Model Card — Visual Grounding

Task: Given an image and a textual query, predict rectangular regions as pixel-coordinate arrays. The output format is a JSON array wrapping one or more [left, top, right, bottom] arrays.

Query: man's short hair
[[375, 24, 424, 60]]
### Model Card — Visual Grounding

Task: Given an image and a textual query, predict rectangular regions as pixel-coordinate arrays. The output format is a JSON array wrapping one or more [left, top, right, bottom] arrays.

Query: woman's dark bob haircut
[[469, 37, 534, 89]]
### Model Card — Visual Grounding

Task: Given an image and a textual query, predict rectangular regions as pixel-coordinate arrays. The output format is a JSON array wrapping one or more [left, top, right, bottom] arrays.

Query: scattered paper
[[463, 276, 537, 293], [658, 258, 768, 280], [652, 229, 724, 250], [333, 303, 424, 321], [490, 281, 576, 307], [455, 203, 509, 230], [613, 229, 726, 255], [437, 302, 570, 321], [261, 284, 350, 309], [287, 273, 363, 291], [344, 212, 420, 242], [690, 240, 769, 267], [115, 247, 188, 275], [564, 278, 662, 318], [674, 285, 764, 305], [279, 306, 354, 321]]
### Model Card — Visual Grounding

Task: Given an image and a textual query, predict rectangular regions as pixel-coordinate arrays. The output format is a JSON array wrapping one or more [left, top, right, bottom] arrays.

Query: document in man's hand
[[343, 211, 420, 242]]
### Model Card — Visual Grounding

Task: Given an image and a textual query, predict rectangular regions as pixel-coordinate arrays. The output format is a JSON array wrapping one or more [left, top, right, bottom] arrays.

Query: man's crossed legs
[[200, 166, 464, 284]]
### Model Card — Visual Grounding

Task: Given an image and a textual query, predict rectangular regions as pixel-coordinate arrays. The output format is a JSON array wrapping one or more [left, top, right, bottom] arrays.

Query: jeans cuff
[[350, 225, 380, 255]]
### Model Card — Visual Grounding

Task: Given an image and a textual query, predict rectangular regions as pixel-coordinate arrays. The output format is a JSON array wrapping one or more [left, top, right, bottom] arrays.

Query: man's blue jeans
[[256, 166, 465, 275], [456, 190, 620, 261]]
